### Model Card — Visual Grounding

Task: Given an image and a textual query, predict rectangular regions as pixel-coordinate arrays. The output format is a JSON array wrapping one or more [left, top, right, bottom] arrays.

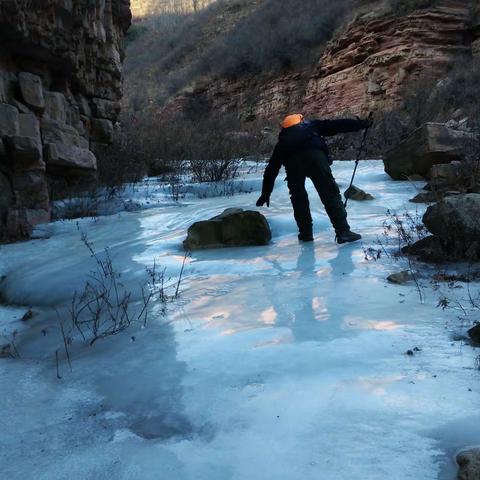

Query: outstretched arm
[[311, 118, 371, 137], [257, 144, 283, 206]]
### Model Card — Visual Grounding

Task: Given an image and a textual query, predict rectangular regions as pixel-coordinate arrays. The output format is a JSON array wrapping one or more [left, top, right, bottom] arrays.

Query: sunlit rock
[[344, 184, 374, 201], [184, 208, 271, 250]]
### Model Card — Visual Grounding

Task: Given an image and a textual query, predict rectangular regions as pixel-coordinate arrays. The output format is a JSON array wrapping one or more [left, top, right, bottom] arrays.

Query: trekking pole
[[344, 112, 374, 209]]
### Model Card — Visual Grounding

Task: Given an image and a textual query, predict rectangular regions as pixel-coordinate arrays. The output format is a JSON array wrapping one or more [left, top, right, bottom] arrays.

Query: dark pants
[[285, 149, 349, 236]]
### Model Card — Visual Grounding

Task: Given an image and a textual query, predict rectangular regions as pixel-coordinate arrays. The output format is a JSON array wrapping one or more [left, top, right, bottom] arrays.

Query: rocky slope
[[0, 0, 131, 239], [152, 0, 478, 120]]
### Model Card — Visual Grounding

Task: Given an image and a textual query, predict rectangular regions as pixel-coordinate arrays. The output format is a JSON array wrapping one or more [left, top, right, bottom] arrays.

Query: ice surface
[[0, 160, 479, 480], [51, 161, 265, 220]]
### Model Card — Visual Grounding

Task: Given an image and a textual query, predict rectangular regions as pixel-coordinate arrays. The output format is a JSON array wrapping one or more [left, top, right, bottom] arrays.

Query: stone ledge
[[44, 142, 97, 173]]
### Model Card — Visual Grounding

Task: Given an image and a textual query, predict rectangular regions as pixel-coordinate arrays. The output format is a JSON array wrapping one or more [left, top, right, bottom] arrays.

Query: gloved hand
[[256, 195, 270, 207]]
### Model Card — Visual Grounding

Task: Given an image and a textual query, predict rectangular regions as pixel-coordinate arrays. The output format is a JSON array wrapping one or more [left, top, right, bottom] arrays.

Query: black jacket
[[260, 118, 369, 198]]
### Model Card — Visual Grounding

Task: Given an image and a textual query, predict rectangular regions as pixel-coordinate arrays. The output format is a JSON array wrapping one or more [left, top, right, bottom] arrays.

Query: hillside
[[124, 0, 479, 124], [125, 0, 262, 113]]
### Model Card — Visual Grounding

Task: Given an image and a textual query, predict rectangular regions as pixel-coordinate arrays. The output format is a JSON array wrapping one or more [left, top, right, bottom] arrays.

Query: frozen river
[[0, 160, 479, 479]]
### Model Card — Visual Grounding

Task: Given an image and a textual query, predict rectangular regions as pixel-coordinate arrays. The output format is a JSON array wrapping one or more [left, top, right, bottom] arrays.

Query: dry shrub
[[48, 127, 149, 221], [189, 157, 240, 183], [95, 128, 148, 191], [193, 0, 350, 78], [118, 110, 275, 181]]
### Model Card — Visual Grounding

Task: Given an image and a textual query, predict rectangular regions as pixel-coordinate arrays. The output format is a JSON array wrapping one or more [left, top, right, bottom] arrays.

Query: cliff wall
[[168, 0, 477, 121], [0, 0, 131, 238], [304, 0, 475, 117]]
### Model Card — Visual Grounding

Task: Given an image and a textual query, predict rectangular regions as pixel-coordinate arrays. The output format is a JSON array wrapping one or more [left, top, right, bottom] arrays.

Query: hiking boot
[[298, 233, 314, 242], [336, 230, 362, 244]]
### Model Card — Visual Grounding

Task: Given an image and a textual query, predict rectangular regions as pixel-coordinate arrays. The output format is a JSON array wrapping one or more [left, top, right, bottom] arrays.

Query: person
[[256, 113, 372, 243]]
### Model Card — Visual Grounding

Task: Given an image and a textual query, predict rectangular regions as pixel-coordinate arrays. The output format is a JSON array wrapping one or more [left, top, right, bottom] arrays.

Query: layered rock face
[[172, 0, 475, 121], [304, 0, 474, 117], [0, 0, 131, 238], [166, 71, 308, 122]]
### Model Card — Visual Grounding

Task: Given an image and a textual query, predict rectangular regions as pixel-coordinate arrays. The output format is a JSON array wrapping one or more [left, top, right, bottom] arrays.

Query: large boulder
[[384, 123, 473, 180], [457, 449, 480, 480], [423, 194, 480, 244], [406, 194, 480, 261], [184, 208, 271, 250]]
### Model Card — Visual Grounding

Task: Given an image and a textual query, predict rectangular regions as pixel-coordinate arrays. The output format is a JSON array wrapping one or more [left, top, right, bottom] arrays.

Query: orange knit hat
[[281, 114, 304, 129]]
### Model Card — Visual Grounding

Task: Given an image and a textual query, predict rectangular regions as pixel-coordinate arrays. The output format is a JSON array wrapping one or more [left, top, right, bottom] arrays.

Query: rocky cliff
[[166, 0, 477, 121], [304, 0, 475, 117], [0, 0, 131, 239]]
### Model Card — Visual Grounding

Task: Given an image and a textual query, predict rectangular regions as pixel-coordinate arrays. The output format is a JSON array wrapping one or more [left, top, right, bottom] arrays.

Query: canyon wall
[[303, 0, 476, 117], [0, 0, 131, 239], [171, 0, 477, 121]]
